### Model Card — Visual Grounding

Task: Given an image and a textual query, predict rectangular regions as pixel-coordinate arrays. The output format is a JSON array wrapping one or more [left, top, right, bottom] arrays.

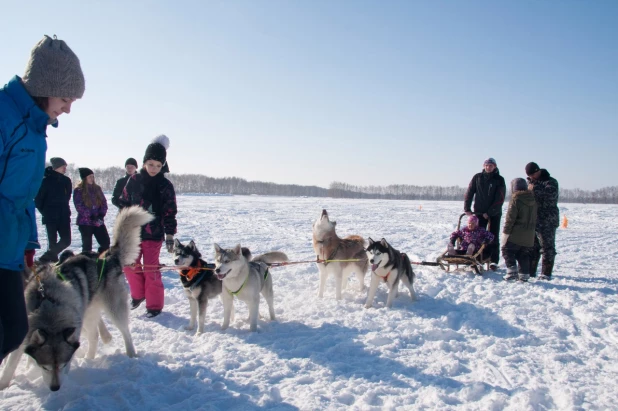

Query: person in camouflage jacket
[[525, 162, 559, 279]]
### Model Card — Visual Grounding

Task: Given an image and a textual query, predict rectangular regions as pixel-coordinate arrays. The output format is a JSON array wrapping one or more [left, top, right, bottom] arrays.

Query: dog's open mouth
[[371, 262, 381, 272], [216, 269, 231, 280]]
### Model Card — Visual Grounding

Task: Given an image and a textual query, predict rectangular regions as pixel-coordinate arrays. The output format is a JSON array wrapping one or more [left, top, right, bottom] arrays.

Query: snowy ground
[[1, 195, 617, 410]]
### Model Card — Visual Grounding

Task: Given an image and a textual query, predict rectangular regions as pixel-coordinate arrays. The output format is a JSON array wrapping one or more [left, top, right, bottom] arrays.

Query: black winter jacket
[[111, 173, 132, 209], [35, 167, 72, 225], [118, 169, 177, 241], [464, 169, 506, 217]]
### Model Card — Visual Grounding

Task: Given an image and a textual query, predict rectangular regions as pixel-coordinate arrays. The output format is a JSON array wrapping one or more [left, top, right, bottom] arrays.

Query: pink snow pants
[[123, 240, 164, 311]]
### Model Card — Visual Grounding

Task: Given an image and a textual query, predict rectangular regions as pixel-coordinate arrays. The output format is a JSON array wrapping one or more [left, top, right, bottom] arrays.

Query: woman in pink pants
[[118, 135, 177, 318]]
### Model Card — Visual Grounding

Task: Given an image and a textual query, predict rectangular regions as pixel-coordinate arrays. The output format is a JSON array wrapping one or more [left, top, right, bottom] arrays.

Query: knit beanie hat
[[22, 35, 85, 99], [468, 215, 479, 225], [525, 162, 540, 176], [511, 178, 528, 194], [78, 167, 93, 179], [125, 157, 138, 167], [143, 135, 170, 173], [483, 157, 497, 166], [50, 157, 67, 169]]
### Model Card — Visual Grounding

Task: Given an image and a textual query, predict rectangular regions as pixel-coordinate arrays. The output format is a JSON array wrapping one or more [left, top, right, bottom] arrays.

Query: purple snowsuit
[[450, 227, 495, 251]]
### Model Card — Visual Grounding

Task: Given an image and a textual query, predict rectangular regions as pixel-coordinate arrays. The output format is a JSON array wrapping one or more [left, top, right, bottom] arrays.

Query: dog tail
[[401, 253, 415, 283], [109, 206, 155, 266], [252, 251, 288, 264]]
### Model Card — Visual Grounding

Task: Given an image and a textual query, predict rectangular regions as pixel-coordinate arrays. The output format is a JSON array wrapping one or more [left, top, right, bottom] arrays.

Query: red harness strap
[[180, 261, 202, 281], [379, 254, 407, 283]]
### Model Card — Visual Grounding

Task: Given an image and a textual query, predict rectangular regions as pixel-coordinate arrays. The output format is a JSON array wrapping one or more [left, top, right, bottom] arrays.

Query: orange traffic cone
[[560, 215, 568, 228]]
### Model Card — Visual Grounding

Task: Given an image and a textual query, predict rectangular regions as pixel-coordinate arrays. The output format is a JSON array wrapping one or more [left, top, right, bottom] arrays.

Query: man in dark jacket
[[525, 162, 560, 280], [35, 157, 72, 263], [111, 157, 138, 209], [464, 158, 506, 270]]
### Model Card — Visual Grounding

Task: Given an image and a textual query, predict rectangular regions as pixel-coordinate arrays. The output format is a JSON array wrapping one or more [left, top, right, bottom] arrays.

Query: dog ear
[[63, 327, 79, 346], [188, 240, 196, 250], [31, 329, 47, 346], [233, 244, 242, 255], [213, 243, 222, 253], [174, 238, 181, 247], [380, 238, 389, 247], [367, 237, 375, 246]]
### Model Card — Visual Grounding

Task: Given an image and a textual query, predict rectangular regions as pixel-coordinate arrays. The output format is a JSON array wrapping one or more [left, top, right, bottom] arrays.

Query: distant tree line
[[62, 165, 618, 204]]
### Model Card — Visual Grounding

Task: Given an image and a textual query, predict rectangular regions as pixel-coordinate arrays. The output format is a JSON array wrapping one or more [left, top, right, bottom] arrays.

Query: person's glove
[[166, 235, 174, 253]]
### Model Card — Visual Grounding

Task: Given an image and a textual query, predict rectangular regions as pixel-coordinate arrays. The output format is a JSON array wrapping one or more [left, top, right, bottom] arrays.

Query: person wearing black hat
[[35, 157, 73, 263], [120, 135, 177, 318], [111, 158, 139, 209], [73, 167, 110, 254], [463, 157, 506, 270], [0, 35, 85, 363], [525, 162, 560, 280]]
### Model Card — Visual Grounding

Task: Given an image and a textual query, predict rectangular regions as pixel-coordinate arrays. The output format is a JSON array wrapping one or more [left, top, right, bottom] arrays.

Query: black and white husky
[[0, 206, 153, 391], [173, 239, 222, 334], [365, 238, 416, 308], [213, 244, 288, 332]]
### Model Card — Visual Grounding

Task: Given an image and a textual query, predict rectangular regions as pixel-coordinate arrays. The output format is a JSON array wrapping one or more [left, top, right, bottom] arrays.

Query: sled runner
[[436, 213, 493, 274]]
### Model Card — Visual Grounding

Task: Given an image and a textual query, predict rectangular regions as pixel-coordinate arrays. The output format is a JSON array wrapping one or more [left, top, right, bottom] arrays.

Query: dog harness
[[373, 253, 408, 283], [227, 266, 270, 296], [181, 261, 202, 281]]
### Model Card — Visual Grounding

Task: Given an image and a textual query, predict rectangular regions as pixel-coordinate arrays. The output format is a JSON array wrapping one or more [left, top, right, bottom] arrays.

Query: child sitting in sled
[[448, 215, 495, 256]]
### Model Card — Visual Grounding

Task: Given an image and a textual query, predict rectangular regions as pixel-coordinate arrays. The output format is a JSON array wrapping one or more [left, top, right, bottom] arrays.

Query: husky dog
[[312, 209, 368, 300], [365, 238, 416, 308], [173, 239, 222, 334], [213, 244, 288, 332], [0, 206, 153, 391]]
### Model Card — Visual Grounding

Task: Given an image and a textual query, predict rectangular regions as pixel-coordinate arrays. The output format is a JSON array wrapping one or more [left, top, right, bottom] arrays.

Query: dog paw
[[184, 324, 195, 331], [364, 304, 372, 309]]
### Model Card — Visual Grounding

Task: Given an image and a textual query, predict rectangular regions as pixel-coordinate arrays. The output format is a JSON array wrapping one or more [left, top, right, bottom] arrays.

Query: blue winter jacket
[[0, 76, 51, 270]]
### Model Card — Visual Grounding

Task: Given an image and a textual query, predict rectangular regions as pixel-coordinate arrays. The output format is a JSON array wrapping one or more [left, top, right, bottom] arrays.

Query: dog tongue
[[372, 264, 379, 271]]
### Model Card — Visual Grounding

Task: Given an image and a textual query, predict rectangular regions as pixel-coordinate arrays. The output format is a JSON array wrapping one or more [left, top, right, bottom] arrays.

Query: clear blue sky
[[2, 0, 616, 190]]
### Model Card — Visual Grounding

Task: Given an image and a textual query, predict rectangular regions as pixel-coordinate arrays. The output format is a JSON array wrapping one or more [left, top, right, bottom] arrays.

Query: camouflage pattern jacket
[[527, 169, 559, 229]]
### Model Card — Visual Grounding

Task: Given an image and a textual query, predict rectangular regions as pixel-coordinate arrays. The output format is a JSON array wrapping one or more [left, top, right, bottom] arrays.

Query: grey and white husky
[[312, 209, 368, 300], [173, 239, 222, 334], [365, 238, 416, 308], [213, 244, 288, 332], [0, 206, 153, 391]]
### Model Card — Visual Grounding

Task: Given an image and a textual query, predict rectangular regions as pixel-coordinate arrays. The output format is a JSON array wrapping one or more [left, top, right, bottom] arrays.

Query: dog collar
[[227, 268, 269, 296]]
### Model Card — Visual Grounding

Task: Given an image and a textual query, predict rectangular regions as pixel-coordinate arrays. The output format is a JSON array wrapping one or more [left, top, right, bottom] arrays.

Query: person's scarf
[[140, 169, 164, 216]]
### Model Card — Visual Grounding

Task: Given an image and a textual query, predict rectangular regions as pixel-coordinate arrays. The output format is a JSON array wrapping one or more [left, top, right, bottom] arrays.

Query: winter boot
[[542, 260, 554, 277], [503, 266, 518, 281], [447, 243, 456, 256], [518, 273, 530, 282], [130, 297, 145, 310]]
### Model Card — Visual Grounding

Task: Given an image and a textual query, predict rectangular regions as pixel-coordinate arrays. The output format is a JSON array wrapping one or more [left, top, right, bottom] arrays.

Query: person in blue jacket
[[0, 35, 84, 363]]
